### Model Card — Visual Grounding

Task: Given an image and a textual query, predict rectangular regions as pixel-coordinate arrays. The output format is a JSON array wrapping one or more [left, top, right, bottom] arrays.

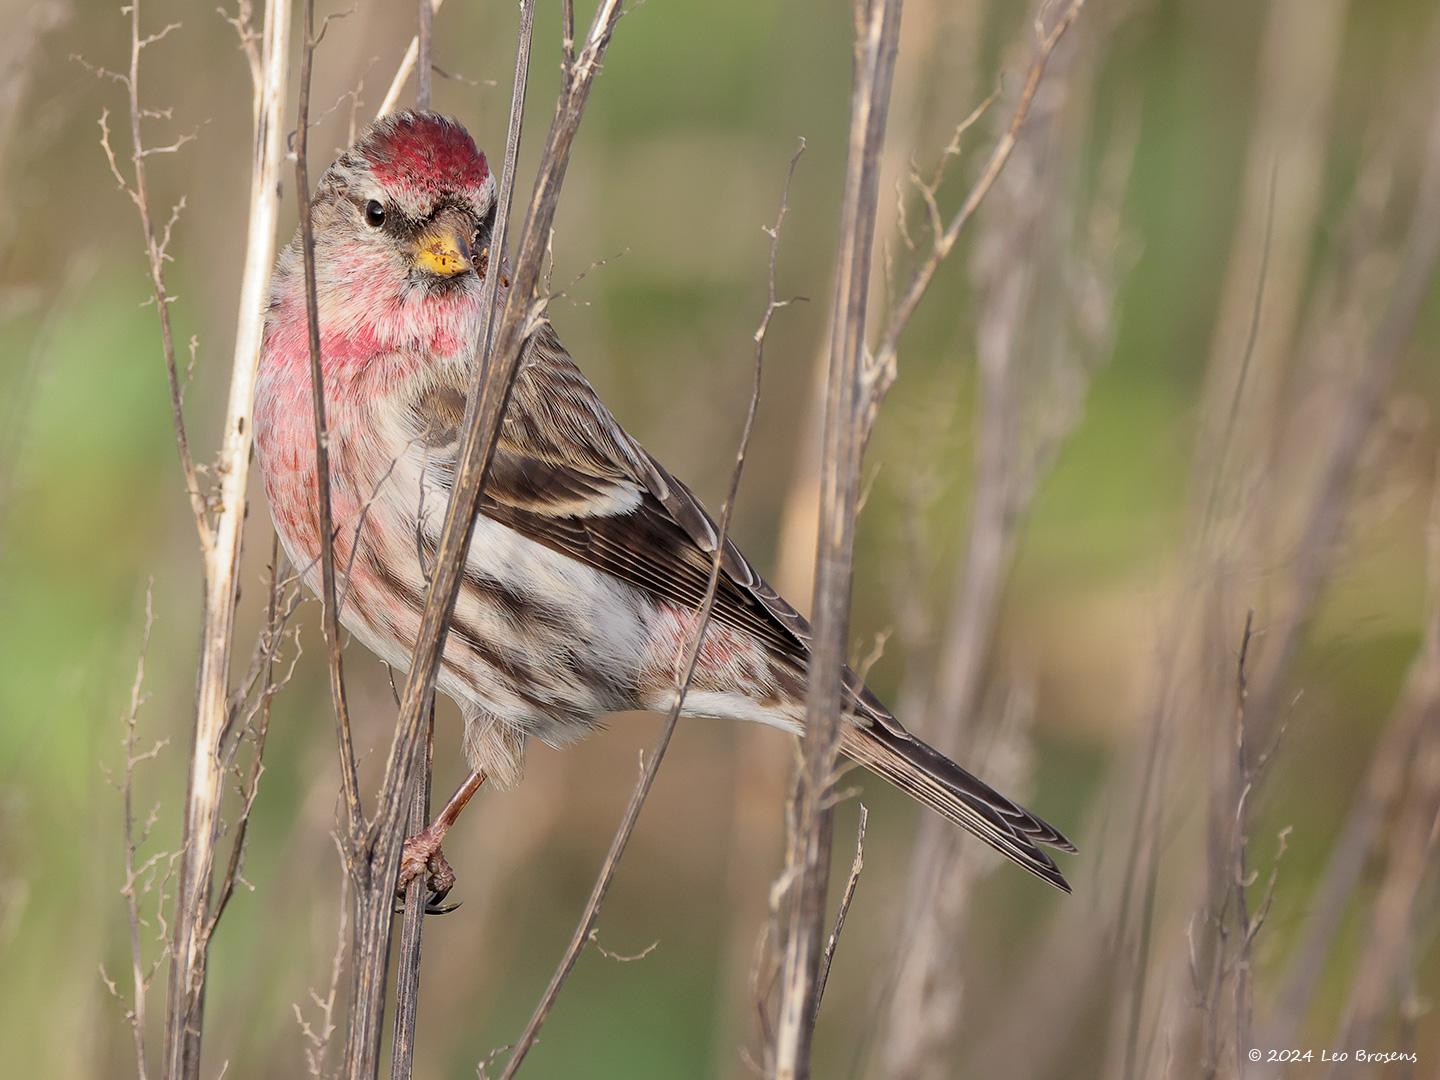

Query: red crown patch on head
[[362, 112, 490, 197]]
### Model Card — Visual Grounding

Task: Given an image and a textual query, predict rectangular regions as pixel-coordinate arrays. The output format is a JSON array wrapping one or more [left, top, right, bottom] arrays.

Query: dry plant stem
[[772, 3, 900, 1077], [164, 2, 291, 1076], [1247, 66, 1440, 744], [339, 6, 621, 1077], [861, 0, 1085, 435], [864, 6, 1100, 1077], [389, 8, 440, 1074], [1257, 51, 1440, 1056], [106, 0, 209, 546], [119, 585, 159, 1080], [399, 6, 534, 1072], [296, 871, 352, 1078], [497, 135, 804, 1080], [1195, 0, 1347, 537], [296, 0, 365, 862], [1266, 510, 1439, 1050], [879, 15, 1098, 1063], [1196, 40, 1440, 1076], [1266, 682, 1429, 1051], [786, 11, 1093, 1072], [377, 0, 444, 118], [390, 705, 433, 1080], [814, 804, 867, 1013], [209, 540, 292, 933], [1230, 611, 1256, 1078], [471, 0, 536, 395], [562, 0, 575, 66], [1123, 7, 1347, 1074], [1333, 476, 1440, 1058], [415, 0, 432, 110]]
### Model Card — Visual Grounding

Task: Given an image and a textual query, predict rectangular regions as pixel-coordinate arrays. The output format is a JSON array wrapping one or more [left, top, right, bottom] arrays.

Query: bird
[[253, 110, 1074, 904]]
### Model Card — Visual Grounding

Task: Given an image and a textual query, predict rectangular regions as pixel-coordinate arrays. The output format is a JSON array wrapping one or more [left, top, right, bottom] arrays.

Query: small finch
[[255, 111, 1074, 900]]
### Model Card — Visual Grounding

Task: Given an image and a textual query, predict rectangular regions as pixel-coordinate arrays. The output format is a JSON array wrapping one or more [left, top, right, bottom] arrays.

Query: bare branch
[[88, 3, 212, 549], [294, 873, 350, 1078], [861, 0, 1085, 439], [588, 931, 660, 963], [209, 539, 295, 935], [495, 133, 803, 1080], [116, 583, 159, 1080], [1230, 611, 1257, 1078], [218, 1, 261, 89], [771, 4, 900, 1077], [388, 702, 434, 1080], [470, 0, 536, 413], [430, 64, 496, 91], [1334, 468, 1440, 1052], [295, 0, 365, 863], [377, 0, 444, 118], [341, 0, 596, 1073], [414, 0, 433, 111], [562, 0, 575, 68], [814, 804, 867, 1012], [388, 2, 509, 1062], [163, 1, 292, 1074]]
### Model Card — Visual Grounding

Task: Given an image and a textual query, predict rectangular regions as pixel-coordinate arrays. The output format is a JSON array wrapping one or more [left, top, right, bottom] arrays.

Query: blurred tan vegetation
[[2, 0, 1439, 1077]]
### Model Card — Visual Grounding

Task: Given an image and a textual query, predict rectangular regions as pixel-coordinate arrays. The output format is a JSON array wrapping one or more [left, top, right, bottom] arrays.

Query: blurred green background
[[2, 0, 1438, 1077]]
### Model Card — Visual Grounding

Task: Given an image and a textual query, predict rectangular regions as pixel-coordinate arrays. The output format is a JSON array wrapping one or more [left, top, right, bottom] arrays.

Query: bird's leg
[[396, 769, 486, 913]]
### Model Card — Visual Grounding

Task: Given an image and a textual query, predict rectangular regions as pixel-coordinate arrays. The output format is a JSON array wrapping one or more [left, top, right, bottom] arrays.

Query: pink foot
[[396, 828, 458, 913]]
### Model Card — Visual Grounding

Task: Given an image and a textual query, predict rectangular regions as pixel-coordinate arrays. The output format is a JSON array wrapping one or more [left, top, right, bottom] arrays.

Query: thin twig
[[295, 871, 351, 1078], [116, 583, 159, 1080], [814, 804, 867, 1013], [1332, 467, 1440, 1058], [562, 0, 575, 68], [209, 539, 293, 933], [377, 0, 444, 118], [861, 0, 1086, 440], [471, 0, 536, 402], [772, 4, 900, 1077], [414, 0, 432, 110], [1253, 46, 1440, 1050], [1246, 41, 1440, 749], [340, 6, 620, 1077], [389, 5, 441, 1071], [92, 0, 211, 548], [877, 17, 1107, 1068], [396, 8, 537, 1072], [496, 134, 805, 1080], [389, 703, 433, 1080], [295, 0, 365, 860], [1231, 611, 1256, 1078], [164, 2, 291, 1075]]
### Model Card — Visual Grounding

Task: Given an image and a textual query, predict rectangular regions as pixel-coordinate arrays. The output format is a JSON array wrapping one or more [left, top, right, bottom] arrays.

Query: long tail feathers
[[839, 722, 1075, 893]]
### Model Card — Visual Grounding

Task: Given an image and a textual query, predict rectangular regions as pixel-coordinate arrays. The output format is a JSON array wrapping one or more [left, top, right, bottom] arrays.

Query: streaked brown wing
[[439, 322, 889, 726], [408, 322, 812, 665], [627, 445, 816, 653], [524, 328, 823, 650], [477, 445, 803, 659]]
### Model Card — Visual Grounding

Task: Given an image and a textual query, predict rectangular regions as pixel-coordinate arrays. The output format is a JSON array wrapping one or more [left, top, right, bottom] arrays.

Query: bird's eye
[[364, 200, 386, 227]]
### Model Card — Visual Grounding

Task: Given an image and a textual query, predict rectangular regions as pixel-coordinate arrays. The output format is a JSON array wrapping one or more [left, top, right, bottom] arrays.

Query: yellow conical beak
[[413, 219, 472, 278]]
